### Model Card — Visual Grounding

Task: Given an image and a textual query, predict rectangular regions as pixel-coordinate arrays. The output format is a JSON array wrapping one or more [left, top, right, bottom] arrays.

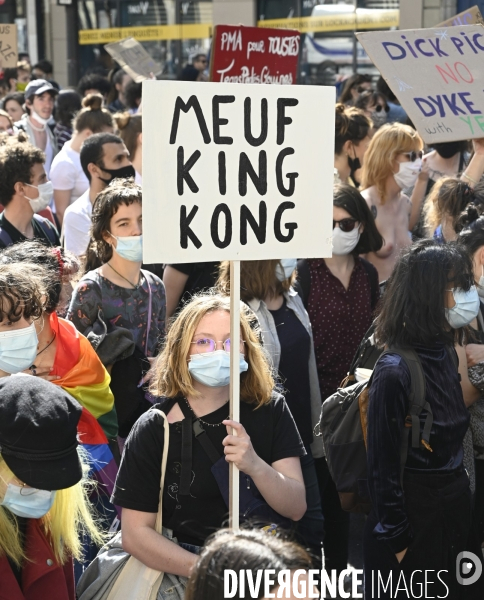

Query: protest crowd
[[1, 43, 484, 600]]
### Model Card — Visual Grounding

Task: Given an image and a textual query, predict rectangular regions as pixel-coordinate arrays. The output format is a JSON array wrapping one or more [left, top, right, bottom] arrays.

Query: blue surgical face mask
[[0, 322, 38, 374], [188, 350, 248, 388], [0, 481, 56, 519], [445, 286, 480, 329], [110, 233, 143, 262], [275, 259, 297, 282]]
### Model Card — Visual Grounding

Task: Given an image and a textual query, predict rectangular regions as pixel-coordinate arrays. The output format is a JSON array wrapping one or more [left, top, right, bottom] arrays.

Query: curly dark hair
[[78, 73, 112, 98], [0, 263, 46, 323], [185, 529, 312, 600], [375, 239, 474, 348], [90, 178, 141, 263], [0, 241, 79, 314], [0, 140, 45, 206]]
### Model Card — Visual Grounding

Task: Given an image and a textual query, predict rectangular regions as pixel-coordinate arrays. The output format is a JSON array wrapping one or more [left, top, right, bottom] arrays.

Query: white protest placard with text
[[105, 37, 161, 82], [356, 25, 484, 143], [0, 24, 17, 69], [142, 81, 334, 264]]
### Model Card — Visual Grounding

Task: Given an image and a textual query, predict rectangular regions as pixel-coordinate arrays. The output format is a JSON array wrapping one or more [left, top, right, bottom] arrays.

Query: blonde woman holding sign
[[111, 294, 306, 580]]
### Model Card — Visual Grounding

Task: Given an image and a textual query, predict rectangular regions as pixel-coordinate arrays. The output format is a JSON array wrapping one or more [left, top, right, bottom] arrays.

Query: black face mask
[[98, 164, 136, 184], [432, 142, 462, 159], [348, 155, 361, 187]]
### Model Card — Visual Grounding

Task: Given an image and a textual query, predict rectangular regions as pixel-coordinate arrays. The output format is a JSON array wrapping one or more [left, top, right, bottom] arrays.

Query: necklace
[[184, 397, 229, 427], [107, 262, 141, 289], [30, 332, 56, 375]]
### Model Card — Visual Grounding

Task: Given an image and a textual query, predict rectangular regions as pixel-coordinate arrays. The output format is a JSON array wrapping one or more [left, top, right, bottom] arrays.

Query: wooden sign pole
[[229, 259, 240, 529]]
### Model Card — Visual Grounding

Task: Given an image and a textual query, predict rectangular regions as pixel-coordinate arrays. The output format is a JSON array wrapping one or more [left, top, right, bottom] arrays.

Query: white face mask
[[332, 225, 361, 256], [393, 159, 422, 190], [30, 108, 51, 126], [24, 181, 53, 213], [275, 259, 297, 282]]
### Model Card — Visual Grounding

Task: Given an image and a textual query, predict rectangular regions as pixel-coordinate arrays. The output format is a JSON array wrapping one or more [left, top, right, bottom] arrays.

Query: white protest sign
[[0, 24, 17, 69], [142, 81, 334, 264], [105, 37, 161, 82], [356, 25, 484, 144]]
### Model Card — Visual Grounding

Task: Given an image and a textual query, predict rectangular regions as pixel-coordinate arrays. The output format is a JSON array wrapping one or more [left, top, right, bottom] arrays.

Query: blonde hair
[[424, 177, 481, 235], [0, 453, 106, 568], [361, 123, 423, 204], [217, 260, 294, 303], [150, 293, 274, 407]]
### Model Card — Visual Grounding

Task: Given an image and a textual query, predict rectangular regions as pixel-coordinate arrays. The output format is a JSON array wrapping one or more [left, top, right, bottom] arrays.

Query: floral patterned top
[[67, 269, 166, 357]]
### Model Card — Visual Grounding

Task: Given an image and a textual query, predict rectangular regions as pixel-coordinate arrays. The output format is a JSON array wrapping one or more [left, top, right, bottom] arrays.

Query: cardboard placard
[[210, 25, 300, 85], [0, 24, 17, 69], [104, 37, 161, 83], [142, 81, 334, 264], [356, 25, 484, 144], [437, 5, 483, 28]]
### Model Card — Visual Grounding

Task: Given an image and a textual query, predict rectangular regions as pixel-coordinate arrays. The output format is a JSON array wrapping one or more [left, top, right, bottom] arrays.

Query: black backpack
[[316, 347, 458, 513]]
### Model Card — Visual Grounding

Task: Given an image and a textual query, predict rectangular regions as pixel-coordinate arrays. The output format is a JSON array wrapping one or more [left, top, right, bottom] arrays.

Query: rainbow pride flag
[[50, 313, 119, 511]]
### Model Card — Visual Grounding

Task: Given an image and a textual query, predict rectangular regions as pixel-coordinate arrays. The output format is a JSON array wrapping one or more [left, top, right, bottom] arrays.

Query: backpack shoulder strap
[[0, 226, 13, 247], [383, 347, 430, 485], [360, 258, 379, 311], [33, 214, 58, 245], [296, 259, 311, 310]]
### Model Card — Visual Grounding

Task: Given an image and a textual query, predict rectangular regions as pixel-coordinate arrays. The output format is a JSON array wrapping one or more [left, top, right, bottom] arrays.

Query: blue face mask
[[275, 258, 297, 282], [445, 286, 480, 329], [0, 322, 38, 374], [111, 234, 143, 262], [188, 350, 249, 387], [1, 481, 56, 519]]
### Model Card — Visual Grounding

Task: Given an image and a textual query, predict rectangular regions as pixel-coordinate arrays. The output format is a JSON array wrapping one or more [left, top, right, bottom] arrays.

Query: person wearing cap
[[0, 376, 104, 600], [15, 79, 58, 177]]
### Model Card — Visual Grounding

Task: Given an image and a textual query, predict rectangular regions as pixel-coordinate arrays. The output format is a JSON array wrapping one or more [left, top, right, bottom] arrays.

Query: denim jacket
[[247, 288, 324, 459]]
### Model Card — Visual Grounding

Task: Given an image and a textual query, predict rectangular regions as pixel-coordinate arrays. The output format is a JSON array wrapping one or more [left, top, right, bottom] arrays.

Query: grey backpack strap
[[394, 348, 431, 450], [0, 227, 13, 247], [384, 347, 428, 486]]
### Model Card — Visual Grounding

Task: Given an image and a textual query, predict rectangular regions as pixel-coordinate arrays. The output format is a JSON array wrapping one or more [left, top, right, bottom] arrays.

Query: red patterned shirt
[[307, 258, 378, 401]]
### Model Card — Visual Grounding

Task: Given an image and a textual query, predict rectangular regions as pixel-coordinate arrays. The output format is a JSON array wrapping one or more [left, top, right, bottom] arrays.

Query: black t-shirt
[[112, 394, 305, 546], [169, 262, 219, 312], [0, 213, 60, 248], [269, 299, 312, 446]]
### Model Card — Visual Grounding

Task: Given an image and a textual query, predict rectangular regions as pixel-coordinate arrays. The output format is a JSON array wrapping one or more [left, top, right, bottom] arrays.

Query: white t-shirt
[[63, 189, 92, 256], [50, 141, 89, 205]]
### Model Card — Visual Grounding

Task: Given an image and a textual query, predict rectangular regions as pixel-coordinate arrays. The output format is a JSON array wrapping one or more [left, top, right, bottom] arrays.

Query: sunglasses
[[374, 104, 389, 113], [333, 218, 359, 233], [401, 151, 423, 162]]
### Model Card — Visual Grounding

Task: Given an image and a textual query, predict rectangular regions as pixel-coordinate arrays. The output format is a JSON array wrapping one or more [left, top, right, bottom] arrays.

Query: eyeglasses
[[401, 151, 423, 162], [356, 85, 371, 93], [191, 338, 245, 355], [374, 104, 389, 113], [333, 218, 359, 233]]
